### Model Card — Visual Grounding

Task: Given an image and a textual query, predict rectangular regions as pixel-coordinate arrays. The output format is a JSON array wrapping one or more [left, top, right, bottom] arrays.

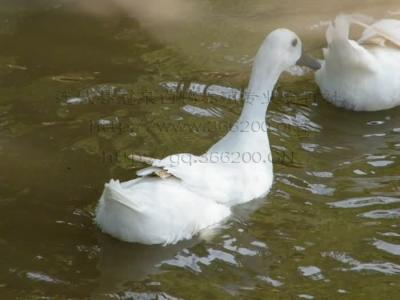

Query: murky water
[[1, 0, 400, 299]]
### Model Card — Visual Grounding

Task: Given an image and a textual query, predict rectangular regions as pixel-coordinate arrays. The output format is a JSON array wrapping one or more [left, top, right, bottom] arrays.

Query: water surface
[[0, 0, 400, 299]]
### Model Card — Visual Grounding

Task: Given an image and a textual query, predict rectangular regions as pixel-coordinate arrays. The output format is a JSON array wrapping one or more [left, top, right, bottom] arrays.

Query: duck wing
[[325, 14, 400, 48], [130, 152, 242, 203], [109, 153, 229, 209], [354, 18, 400, 48], [130, 154, 173, 179], [323, 15, 379, 70]]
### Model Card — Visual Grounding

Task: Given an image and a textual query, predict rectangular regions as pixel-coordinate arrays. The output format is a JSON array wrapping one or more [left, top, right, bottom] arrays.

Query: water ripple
[[298, 294, 315, 299], [360, 209, 400, 219], [110, 292, 181, 300], [328, 196, 400, 208], [163, 247, 238, 273], [298, 266, 324, 281], [379, 232, 400, 237], [223, 238, 258, 256], [367, 160, 394, 167], [182, 105, 223, 118], [26, 271, 64, 284], [322, 251, 400, 275], [373, 239, 400, 256], [276, 113, 321, 132], [257, 275, 284, 287], [278, 173, 334, 196]]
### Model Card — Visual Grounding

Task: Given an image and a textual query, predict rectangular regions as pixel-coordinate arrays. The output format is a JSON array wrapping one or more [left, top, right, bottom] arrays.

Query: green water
[[0, 0, 399, 299]]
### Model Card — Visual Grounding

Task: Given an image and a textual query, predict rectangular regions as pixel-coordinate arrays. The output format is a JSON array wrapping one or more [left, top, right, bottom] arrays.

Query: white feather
[[95, 29, 305, 244], [316, 15, 400, 111], [357, 19, 400, 48]]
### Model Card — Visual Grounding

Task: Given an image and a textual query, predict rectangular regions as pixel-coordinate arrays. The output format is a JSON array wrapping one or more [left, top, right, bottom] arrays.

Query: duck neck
[[238, 58, 281, 123], [207, 46, 283, 155]]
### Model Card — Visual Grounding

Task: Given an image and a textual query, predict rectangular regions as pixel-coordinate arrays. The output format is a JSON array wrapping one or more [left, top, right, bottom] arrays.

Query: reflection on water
[[322, 251, 400, 275], [0, 0, 400, 299], [95, 235, 197, 292]]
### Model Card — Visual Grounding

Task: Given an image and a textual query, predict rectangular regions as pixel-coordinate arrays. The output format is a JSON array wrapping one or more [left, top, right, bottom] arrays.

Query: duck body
[[316, 16, 400, 111], [95, 28, 315, 245], [96, 122, 273, 245], [96, 178, 231, 244]]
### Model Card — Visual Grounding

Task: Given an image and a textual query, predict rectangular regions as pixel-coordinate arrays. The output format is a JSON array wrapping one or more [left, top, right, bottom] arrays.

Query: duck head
[[255, 28, 321, 72]]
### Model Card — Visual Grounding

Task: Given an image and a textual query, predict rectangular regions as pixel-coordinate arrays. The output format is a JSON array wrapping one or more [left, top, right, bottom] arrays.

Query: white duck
[[316, 15, 400, 111], [95, 28, 320, 245]]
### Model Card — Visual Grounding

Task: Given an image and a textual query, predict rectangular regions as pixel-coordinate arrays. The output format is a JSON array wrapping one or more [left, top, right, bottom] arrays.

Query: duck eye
[[291, 38, 298, 47]]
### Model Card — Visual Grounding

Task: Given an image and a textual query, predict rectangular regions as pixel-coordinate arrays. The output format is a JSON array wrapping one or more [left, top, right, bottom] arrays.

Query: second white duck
[[95, 28, 320, 245], [316, 15, 400, 111]]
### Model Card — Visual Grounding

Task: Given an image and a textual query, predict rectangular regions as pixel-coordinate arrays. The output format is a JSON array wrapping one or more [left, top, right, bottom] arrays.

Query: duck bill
[[296, 51, 321, 70]]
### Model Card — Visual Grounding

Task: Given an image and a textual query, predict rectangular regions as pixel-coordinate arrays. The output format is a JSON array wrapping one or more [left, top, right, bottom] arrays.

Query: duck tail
[[328, 14, 375, 44], [103, 179, 144, 213], [327, 15, 351, 42]]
